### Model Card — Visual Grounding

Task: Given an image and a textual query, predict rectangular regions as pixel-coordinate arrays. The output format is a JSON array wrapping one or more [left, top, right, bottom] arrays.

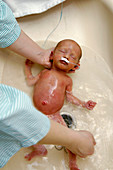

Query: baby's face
[[52, 40, 81, 73]]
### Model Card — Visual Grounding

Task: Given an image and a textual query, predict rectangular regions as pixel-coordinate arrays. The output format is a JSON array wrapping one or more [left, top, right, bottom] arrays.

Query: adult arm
[[7, 30, 52, 68], [39, 119, 96, 158], [0, 0, 52, 68], [0, 84, 96, 162]]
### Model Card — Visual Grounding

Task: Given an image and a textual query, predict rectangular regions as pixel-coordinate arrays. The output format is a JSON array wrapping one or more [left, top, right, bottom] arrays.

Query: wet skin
[[33, 69, 71, 115], [25, 40, 96, 170]]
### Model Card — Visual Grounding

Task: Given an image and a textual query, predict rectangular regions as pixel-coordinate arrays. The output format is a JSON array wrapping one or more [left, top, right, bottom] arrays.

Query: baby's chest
[[40, 73, 68, 88]]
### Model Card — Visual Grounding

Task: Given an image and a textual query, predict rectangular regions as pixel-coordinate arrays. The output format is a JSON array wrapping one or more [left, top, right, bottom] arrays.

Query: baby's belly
[[33, 89, 65, 115]]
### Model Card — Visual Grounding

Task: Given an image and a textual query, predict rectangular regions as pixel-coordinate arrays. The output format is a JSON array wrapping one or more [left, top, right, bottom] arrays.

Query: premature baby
[[25, 39, 96, 170]]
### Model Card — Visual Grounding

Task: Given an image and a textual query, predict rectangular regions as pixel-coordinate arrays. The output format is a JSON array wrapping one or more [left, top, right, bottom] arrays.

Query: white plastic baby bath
[[0, 0, 113, 170]]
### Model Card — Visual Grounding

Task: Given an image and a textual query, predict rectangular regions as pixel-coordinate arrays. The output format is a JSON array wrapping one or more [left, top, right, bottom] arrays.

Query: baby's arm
[[66, 78, 96, 110], [25, 59, 40, 86]]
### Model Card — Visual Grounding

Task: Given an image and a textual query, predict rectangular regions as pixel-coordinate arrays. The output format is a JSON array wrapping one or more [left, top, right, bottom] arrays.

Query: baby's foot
[[25, 145, 48, 161]]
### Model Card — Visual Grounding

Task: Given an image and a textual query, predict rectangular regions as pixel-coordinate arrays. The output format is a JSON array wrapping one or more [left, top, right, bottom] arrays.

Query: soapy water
[[1, 44, 113, 170]]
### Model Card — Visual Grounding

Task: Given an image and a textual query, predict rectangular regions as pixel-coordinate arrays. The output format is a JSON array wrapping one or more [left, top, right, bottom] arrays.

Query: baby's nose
[[63, 55, 69, 59]]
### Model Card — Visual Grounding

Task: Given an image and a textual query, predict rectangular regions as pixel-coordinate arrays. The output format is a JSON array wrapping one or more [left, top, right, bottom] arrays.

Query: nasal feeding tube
[[61, 57, 80, 70]]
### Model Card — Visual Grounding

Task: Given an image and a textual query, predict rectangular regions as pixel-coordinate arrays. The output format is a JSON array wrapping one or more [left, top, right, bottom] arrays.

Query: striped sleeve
[[0, 0, 21, 48], [0, 84, 50, 168]]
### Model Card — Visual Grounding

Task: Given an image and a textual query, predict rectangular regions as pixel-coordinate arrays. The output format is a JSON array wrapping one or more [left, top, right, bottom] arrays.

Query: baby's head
[[50, 39, 82, 73]]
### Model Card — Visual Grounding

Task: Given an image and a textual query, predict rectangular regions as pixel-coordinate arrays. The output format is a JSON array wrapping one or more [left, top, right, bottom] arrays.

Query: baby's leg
[[48, 112, 80, 170], [68, 150, 80, 170], [25, 144, 48, 161], [48, 112, 66, 126]]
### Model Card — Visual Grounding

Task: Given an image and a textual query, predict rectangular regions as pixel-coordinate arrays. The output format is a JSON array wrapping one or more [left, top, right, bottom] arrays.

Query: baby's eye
[[59, 49, 66, 53], [70, 54, 75, 58]]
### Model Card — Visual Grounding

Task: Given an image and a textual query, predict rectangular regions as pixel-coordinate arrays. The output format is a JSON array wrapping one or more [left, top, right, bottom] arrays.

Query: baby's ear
[[74, 63, 80, 70], [69, 62, 80, 73], [49, 51, 54, 62]]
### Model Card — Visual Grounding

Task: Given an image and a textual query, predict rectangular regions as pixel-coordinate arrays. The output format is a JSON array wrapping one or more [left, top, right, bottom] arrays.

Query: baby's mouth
[[60, 57, 69, 65], [60, 60, 68, 65]]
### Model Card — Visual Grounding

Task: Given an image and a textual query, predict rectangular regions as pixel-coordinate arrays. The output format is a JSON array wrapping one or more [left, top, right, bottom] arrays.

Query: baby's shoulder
[[64, 75, 72, 84], [65, 74, 71, 80], [40, 69, 55, 78], [41, 69, 50, 74]]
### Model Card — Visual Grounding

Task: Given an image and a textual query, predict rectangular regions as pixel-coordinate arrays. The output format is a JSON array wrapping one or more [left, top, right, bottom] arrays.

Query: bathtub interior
[[0, 0, 113, 170]]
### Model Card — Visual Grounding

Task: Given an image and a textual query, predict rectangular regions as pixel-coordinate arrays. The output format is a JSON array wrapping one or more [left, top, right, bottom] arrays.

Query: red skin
[[24, 40, 96, 170]]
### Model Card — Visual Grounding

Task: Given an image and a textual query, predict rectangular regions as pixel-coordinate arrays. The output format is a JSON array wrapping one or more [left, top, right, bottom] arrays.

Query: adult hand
[[7, 30, 54, 68], [39, 48, 54, 68], [39, 120, 96, 158], [67, 130, 96, 158]]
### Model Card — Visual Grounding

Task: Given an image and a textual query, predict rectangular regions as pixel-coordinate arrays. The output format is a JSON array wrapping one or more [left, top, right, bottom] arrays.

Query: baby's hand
[[85, 100, 97, 110]]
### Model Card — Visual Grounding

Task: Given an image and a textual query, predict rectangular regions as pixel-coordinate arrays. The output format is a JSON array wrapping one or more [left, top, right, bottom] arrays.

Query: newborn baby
[[25, 39, 96, 170]]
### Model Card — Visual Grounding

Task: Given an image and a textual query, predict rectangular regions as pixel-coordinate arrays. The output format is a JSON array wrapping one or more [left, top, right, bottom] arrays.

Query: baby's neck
[[51, 67, 67, 75]]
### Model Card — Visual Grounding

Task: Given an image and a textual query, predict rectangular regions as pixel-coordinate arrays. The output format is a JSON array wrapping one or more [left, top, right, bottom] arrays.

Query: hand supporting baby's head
[[50, 39, 82, 73]]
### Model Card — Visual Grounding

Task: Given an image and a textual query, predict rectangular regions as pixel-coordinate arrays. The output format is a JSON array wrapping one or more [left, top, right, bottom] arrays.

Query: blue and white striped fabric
[[0, 84, 50, 168], [0, 0, 21, 48]]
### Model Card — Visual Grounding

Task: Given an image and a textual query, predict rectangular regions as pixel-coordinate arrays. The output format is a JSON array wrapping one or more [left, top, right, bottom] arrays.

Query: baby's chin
[[60, 68, 75, 73], [62, 69, 75, 73], [55, 65, 75, 73], [68, 69, 75, 73]]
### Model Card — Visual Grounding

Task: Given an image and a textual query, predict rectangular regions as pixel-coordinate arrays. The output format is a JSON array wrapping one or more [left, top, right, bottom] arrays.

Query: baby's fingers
[[86, 101, 97, 110]]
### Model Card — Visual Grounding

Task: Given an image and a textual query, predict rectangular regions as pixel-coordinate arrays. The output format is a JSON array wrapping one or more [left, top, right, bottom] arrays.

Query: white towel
[[3, 0, 65, 18]]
